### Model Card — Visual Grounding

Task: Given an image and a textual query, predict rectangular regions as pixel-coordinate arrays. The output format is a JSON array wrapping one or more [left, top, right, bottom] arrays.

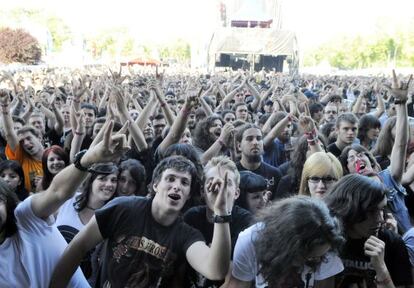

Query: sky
[[3, 0, 414, 52]]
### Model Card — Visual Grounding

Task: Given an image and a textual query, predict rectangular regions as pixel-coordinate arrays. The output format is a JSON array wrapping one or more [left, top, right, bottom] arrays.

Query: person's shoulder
[[260, 161, 281, 174], [232, 206, 254, 228], [239, 222, 263, 240], [184, 205, 206, 217], [101, 196, 150, 211]]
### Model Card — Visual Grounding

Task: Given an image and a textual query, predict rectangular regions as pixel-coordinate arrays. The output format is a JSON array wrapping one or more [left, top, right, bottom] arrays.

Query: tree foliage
[[0, 8, 72, 52], [304, 26, 414, 69], [0, 27, 42, 64]]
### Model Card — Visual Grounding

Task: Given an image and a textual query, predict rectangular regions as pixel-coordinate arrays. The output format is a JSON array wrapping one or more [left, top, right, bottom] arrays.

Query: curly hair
[[193, 115, 223, 151], [255, 196, 344, 287]]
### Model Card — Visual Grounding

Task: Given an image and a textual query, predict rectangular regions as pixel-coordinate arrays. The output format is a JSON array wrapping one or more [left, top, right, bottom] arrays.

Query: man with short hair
[[50, 155, 233, 287], [234, 103, 249, 122], [0, 90, 44, 192], [152, 113, 167, 139], [327, 112, 359, 158], [323, 103, 339, 124], [235, 124, 282, 200]]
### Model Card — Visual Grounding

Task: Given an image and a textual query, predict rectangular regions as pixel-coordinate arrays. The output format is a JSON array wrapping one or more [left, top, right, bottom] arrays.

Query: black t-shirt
[[236, 161, 282, 200], [183, 205, 253, 288], [327, 143, 342, 158], [95, 197, 205, 288], [335, 229, 413, 287]]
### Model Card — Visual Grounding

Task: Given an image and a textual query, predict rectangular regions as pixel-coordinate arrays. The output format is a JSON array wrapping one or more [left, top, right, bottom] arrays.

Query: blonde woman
[[299, 152, 343, 198]]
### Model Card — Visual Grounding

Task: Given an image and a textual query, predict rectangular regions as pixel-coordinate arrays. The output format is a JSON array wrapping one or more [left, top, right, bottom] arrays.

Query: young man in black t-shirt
[[184, 156, 252, 287], [50, 156, 233, 287], [327, 113, 358, 158], [235, 124, 282, 200]]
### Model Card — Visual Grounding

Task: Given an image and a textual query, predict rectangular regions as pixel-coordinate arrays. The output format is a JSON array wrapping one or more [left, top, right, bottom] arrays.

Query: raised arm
[[112, 86, 148, 152], [201, 122, 234, 165], [32, 121, 130, 219], [50, 216, 103, 287], [153, 80, 176, 126], [245, 79, 261, 112], [263, 114, 293, 148], [136, 91, 158, 130], [0, 89, 19, 150], [389, 71, 411, 182], [186, 172, 231, 280], [157, 90, 198, 154], [372, 82, 385, 119]]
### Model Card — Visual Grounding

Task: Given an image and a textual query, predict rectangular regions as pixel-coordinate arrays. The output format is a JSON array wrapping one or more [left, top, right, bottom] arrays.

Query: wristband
[[213, 214, 232, 223], [394, 99, 407, 105], [375, 275, 392, 285], [74, 131, 85, 136], [160, 102, 167, 107], [73, 150, 89, 172], [218, 139, 226, 147], [73, 99, 80, 103]]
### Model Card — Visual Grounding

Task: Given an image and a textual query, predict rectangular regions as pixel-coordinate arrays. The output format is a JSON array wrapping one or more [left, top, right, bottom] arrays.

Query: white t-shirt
[[0, 196, 90, 287], [232, 223, 344, 288], [56, 196, 85, 238]]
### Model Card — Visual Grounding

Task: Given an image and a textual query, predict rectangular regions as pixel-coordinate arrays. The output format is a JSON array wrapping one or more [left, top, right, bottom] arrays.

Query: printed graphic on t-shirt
[[104, 234, 177, 288]]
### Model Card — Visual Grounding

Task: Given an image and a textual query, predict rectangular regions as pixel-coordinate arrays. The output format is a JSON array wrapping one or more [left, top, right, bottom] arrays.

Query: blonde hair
[[204, 155, 240, 186], [299, 152, 343, 196]]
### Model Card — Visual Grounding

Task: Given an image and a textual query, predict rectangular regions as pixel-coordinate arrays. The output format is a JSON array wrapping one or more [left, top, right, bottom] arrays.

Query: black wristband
[[73, 150, 89, 172], [394, 99, 407, 105], [213, 214, 232, 223]]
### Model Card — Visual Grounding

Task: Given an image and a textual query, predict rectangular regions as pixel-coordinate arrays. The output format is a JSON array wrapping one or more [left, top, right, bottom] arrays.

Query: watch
[[213, 214, 232, 223], [73, 150, 89, 172]]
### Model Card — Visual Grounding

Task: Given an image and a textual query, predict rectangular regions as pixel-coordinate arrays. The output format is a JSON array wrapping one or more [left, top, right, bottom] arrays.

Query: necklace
[[85, 205, 96, 211]]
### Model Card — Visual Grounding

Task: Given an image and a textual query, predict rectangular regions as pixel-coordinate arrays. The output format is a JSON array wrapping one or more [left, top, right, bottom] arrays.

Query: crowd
[[0, 66, 413, 287]]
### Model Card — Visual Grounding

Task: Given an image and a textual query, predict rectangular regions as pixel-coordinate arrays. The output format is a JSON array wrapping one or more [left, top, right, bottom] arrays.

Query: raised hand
[[206, 171, 230, 216], [389, 70, 412, 103], [364, 236, 386, 272], [0, 89, 11, 107], [82, 121, 130, 166], [219, 122, 235, 145], [299, 115, 316, 135]]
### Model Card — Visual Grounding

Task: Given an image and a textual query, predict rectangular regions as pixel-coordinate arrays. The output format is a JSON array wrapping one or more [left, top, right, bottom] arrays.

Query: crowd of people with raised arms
[[0, 65, 413, 287]]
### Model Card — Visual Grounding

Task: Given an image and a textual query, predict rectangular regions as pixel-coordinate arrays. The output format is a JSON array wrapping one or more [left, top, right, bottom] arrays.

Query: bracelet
[[74, 131, 85, 136], [375, 275, 392, 286], [213, 214, 232, 223], [218, 139, 226, 147], [160, 102, 167, 108], [394, 99, 407, 105], [73, 99, 80, 103]]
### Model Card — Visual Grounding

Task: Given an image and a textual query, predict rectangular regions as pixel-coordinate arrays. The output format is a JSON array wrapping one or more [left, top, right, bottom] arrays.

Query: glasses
[[347, 152, 367, 162], [308, 176, 337, 184], [325, 110, 337, 114]]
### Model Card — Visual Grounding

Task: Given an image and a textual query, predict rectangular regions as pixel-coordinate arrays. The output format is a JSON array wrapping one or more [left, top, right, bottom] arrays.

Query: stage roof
[[209, 28, 297, 56]]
